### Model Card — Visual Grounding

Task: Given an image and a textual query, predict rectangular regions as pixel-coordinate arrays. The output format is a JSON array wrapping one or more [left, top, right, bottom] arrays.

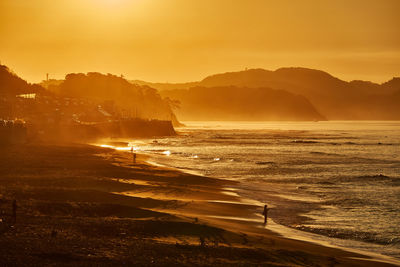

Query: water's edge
[[143, 155, 400, 266]]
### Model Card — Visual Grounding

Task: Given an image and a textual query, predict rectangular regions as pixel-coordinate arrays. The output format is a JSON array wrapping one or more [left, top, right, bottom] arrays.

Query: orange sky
[[1, 0, 399, 83]]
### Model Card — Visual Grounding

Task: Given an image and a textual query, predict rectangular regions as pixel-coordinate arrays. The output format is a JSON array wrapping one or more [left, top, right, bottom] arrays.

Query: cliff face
[[162, 86, 325, 121], [94, 119, 176, 139], [27, 118, 176, 143], [61, 119, 176, 142]]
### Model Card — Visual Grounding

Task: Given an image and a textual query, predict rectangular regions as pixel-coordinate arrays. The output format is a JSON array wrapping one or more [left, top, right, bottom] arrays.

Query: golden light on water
[[99, 144, 114, 148], [99, 144, 136, 151], [162, 150, 171, 156]]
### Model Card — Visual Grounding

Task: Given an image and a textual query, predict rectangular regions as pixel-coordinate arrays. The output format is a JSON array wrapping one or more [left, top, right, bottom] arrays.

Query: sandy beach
[[0, 143, 397, 266]]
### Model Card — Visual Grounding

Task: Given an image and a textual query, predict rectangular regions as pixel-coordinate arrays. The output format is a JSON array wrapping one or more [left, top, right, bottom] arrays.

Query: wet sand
[[0, 143, 397, 266]]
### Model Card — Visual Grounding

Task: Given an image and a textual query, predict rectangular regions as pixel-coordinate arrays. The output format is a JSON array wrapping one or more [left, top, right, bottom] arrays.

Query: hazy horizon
[[1, 0, 399, 84], [2, 65, 399, 85]]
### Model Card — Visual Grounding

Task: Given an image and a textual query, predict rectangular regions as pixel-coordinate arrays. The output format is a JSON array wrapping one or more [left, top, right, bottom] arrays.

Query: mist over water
[[126, 121, 400, 258]]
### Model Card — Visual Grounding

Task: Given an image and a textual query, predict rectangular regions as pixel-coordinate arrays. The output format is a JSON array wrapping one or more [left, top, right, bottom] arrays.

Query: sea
[[113, 121, 400, 260]]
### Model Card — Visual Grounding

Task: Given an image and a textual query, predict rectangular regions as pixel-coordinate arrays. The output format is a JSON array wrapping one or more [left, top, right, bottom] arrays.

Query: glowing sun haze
[[1, 0, 399, 83]]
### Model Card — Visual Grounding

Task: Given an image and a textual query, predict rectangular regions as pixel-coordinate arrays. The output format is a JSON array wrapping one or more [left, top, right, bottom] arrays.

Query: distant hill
[[0, 65, 44, 96], [132, 80, 198, 91], [382, 77, 400, 93], [0, 65, 50, 119], [135, 68, 400, 120], [55, 72, 178, 123], [162, 86, 325, 121]]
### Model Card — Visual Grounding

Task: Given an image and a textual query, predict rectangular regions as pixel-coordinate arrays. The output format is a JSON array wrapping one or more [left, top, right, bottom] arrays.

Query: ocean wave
[[248, 167, 319, 175], [324, 196, 375, 207], [294, 225, 400, 247], [255, 161, 275, 165], [261, 175, 399, 186], [309, 151, 339, 156], [327, 174, 398, 184], [291, 140, 319, 144]]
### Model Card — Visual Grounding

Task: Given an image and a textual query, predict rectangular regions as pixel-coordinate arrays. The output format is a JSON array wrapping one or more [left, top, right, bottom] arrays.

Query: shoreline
[[99, 142, 400, 266], [152, 164, 400, 266], [0, 142, 398, 266]]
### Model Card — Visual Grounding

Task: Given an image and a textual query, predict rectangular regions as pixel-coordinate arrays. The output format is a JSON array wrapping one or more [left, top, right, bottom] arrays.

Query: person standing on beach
[[12, 199, 17, 224], [131, 147, 136, 164], [262, 205, 269, 224]]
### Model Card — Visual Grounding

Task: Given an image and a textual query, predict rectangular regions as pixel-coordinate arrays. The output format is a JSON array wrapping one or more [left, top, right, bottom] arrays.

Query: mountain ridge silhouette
[[134, 67, 400, 120]]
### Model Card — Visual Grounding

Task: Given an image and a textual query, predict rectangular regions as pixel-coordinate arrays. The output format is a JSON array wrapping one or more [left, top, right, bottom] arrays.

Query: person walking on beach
[[12, 200, 17, 224], [262, 204, 269, 224]]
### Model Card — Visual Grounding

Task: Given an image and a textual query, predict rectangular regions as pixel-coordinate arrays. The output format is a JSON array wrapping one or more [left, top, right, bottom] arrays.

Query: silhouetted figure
[[199, 236, 206, 247], [0, 207, 4, 223], [51, 229, 58, 238], [12, 200, 17, 224], [131, 147, 137, 164], [262, 204, 269, 224]]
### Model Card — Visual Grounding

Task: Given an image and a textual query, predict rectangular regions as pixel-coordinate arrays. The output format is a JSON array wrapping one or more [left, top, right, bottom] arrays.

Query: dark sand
[[0, 143, 396, 266]]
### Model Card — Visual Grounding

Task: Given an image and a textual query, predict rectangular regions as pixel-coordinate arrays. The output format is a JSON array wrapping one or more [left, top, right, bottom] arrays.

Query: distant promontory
[[134, 68, 400, 121]]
